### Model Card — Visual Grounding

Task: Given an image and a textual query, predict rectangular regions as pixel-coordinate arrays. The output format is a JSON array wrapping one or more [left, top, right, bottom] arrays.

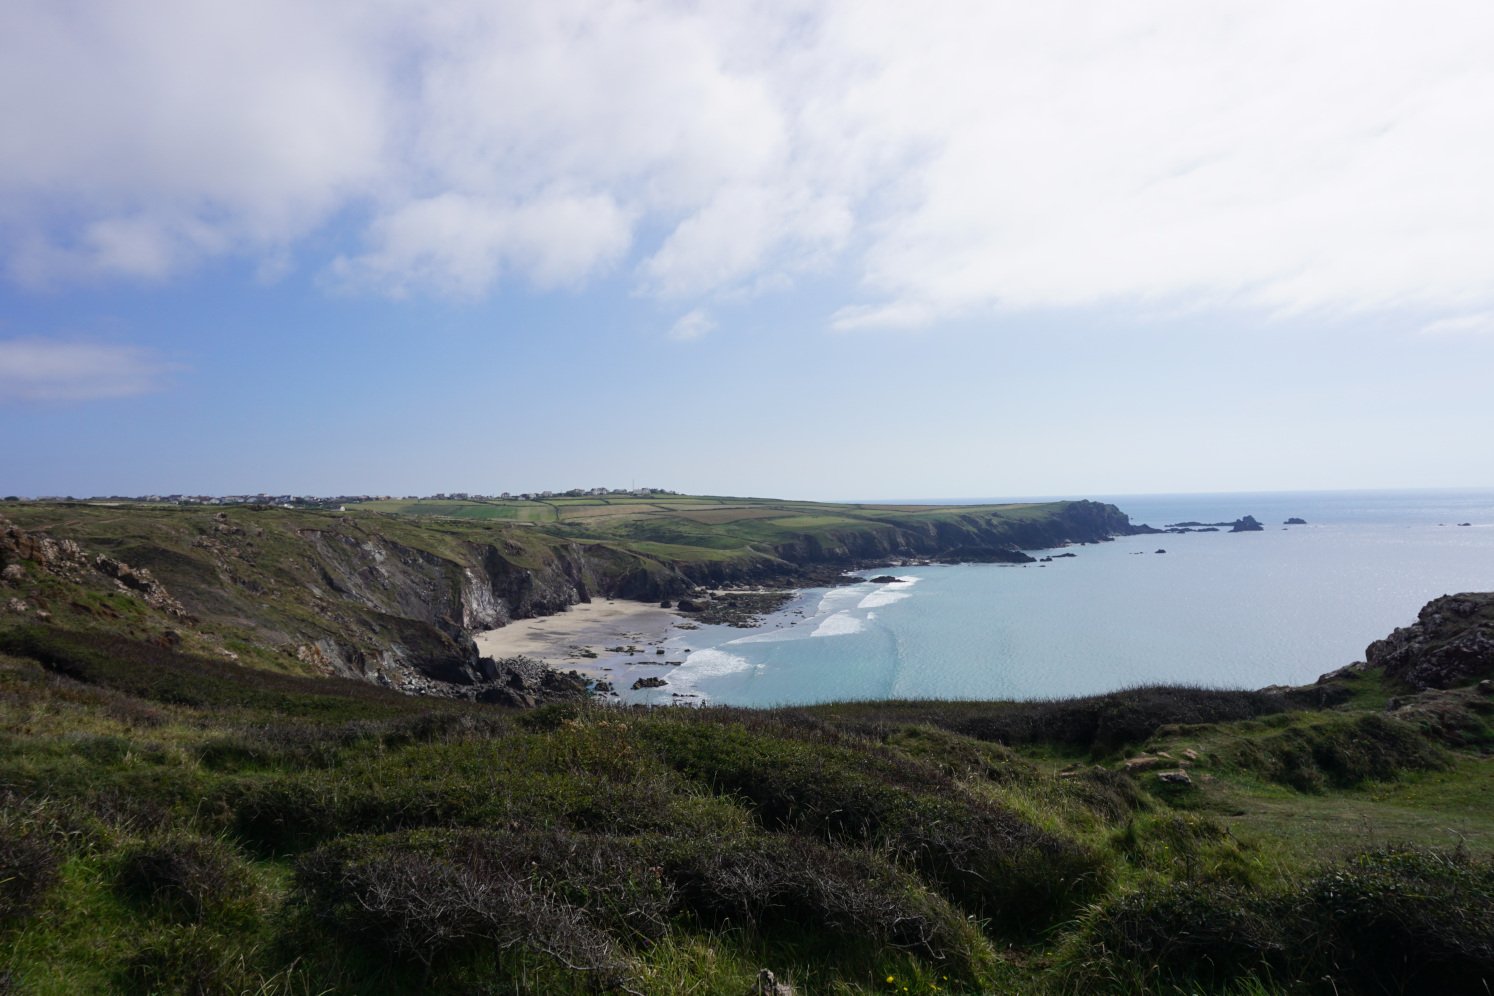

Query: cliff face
[[1, 500, 1139, 696], [759, 500, 1138, 566]]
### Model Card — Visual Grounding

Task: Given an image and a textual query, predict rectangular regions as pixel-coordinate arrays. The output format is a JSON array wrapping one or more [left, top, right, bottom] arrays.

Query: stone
[[631, 676, 668, 690], [1156, 769, 1192, 786], [754, 969, 795, 996]]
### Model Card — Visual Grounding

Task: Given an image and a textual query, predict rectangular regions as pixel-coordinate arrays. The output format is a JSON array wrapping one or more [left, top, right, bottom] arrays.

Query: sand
[[472, 599, 683, 678]]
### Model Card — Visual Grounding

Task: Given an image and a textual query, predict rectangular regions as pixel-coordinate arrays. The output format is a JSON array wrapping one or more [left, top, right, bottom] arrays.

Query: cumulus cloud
[[0, 339, 179, 401], [1419, 312, 1494, 336], [2, 1, 1492, 325], [668, 308, 716, 342]]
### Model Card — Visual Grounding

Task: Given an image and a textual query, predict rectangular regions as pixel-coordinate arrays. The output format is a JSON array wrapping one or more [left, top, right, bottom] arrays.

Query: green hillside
[[0, 615, 1490, 994]]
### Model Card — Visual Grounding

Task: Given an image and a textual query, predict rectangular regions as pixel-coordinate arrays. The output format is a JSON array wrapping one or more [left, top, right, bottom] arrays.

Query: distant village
[[4, 487, 680, 509]]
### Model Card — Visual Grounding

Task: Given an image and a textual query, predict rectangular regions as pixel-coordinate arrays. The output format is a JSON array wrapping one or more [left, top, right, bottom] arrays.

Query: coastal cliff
[[0, 498, 1138, 695]]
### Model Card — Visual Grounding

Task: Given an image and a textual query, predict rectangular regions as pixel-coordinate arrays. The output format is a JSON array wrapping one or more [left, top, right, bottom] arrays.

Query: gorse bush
[[295, 827, 998, 987], [115, 833, 256, 923], [644, 714, 1110, 934], [1066, 846, 1494, 995], [0, 800, 62, 927], [1229, 713, 1450, 791]]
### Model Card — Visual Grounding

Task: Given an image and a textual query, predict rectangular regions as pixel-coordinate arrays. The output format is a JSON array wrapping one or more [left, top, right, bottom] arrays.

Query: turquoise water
[[630, 490, 1494, 706]]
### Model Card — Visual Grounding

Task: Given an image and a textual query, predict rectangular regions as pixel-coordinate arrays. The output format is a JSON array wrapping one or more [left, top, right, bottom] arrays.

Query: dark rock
[[1284, 517, 1307, 525], [1363, 592, 1494, 691], [1459, 522, 1472, 527], [868, 575, 900, 584], [755, 968, 795, 996], [659, 599, 672, 608], [1156, 769, 1192, 786], [1229, 515, 1264, 532], [676, 598, 703, 613], [1155, 549, 1167, 554], [630, 676, 668, 690]]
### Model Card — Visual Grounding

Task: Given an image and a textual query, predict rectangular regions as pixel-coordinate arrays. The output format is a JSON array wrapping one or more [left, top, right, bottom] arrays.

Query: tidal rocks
[[1229, 516, 1264, 532], [1284, 517, 1307, 525], [631, 676, 668, 690], [868, 575, 900, 584], [1155, 549, 1167, 554]]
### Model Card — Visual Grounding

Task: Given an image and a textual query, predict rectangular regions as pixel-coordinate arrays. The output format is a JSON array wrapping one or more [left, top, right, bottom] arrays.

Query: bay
[[629, 489, 1494, 706]]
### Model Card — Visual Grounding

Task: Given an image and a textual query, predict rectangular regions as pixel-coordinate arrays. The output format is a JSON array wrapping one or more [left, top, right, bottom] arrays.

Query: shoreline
[[473, 599, 684, 680]]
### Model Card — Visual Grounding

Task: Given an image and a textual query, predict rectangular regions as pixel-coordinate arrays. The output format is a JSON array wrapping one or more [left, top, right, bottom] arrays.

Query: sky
[[3, 0, 1494, 501]]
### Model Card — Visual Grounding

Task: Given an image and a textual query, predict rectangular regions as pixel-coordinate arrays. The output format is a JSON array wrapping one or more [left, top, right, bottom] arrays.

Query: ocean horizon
[[622, 488, 1494, 707]]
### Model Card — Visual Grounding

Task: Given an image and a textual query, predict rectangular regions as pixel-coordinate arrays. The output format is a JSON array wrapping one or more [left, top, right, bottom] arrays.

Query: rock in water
[[1229, 515, 1264, 532]]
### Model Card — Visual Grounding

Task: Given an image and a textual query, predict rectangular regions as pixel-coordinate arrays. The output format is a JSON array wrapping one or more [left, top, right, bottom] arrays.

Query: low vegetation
[[1, 617, 1491, 994]]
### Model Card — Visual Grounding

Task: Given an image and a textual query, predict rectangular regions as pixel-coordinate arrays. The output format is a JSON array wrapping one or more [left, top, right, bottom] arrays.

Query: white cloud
[[1419, 312, 1494, 336], [668, 309, 716, 342], [0, 339, 179, 401], [330, 190, 633, 297], [3, 1, 1493, 326]]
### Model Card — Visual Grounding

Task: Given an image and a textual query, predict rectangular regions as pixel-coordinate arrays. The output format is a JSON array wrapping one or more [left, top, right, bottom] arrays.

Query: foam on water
[[812, 611, 865, 637], [675, 648, 753, 678], [859, 576, 920, 609]]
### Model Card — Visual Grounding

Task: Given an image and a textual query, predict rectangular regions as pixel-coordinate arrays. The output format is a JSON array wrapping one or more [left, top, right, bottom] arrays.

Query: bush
[[115, 834, 255, 923], [1301, 847, 1494, 994], [645, 716, 1109, 934], [120, 924, 246, 996], [295, 828, 998, 988], [0, 802, 61, 926], [1232, 713, 1449, 792], [1066, 846, 1494, 995]]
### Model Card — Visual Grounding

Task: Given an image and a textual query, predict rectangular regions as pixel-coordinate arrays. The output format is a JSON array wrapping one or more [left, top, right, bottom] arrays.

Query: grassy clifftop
[[0, 603, 1491, 994]]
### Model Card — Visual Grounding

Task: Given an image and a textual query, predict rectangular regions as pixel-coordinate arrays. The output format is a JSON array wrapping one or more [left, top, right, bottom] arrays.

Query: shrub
[[645, 717, 1109, 934], [115, 834, 255, 923], [295, 828, 998, 989], [120, 924, 246, 996], [1299, 847, 1494, 994], [0, 802, 61, 926], [1231, 713, 1449, 792], [1066, 846, 1494, 995]]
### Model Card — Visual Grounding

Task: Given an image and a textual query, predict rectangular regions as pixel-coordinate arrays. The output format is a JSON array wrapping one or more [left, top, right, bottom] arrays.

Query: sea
[[623, 489, 1494, 707]]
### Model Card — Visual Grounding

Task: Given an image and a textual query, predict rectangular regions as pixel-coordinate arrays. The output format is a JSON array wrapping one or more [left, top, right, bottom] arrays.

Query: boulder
[[1156, 769, 1192, 786], [631, 676, 668, 690]]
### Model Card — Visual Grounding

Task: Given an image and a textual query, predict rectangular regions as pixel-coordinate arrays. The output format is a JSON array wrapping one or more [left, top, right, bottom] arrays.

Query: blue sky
[[4, 1, 1494, 500]]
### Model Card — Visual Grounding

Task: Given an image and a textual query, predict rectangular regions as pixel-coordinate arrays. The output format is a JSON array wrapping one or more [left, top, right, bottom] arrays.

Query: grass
[[1, 622, 1491, 993]]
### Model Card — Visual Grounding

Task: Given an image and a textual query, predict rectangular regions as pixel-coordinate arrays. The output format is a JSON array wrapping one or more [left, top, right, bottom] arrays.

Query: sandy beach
[[472, 599, 684, 679]]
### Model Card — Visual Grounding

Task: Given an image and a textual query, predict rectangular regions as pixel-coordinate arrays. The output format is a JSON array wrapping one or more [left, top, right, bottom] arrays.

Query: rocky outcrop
[[1364, 593, 1494, 691], [1229, 516, 1264, 533], [1, 515, 190, 621]]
